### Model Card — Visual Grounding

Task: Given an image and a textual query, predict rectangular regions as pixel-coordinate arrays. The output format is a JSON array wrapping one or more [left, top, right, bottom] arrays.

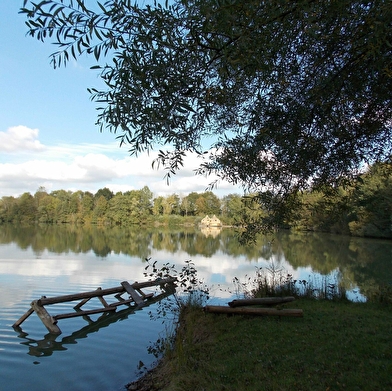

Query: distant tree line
[[1, 161, 391, 238], [0, 185, 253, 226]]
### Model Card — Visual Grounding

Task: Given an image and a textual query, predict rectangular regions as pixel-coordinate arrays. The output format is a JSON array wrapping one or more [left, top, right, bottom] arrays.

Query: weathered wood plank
[[228, 297, 295, 307], [37, 277, 176, 306], [31, 300, 62, 334], [133, 277, 177, 289], [121, 281, 144, 305], [109, 298, 134, 307], [204, 306, 303, 317], [37, 286, 124, 306]]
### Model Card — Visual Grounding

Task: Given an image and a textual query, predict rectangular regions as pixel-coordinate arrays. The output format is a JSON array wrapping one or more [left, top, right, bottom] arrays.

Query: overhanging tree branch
[[19, 0, 392, 231]]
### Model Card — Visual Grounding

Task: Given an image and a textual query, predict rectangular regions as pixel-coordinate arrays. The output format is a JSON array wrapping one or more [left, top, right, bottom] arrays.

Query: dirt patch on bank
[[126, 360, 169, 391]]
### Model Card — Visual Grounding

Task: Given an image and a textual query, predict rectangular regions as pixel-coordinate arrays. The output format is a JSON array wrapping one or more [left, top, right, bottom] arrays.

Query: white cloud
[[0, 125, 45, 152], [0, 125, 242, 198]]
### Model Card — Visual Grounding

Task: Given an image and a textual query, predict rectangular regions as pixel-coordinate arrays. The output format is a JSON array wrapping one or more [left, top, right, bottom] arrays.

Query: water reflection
[[200, 226, 222, 238], [275, 231, 392, 298], [1, 224, 390, 391], [0, 224, 391, 302]]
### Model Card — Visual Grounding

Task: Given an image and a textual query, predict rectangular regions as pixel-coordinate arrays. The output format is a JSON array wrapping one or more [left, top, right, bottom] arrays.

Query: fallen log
[[204, 305, 303, 317], [228, 296, 295, 308]]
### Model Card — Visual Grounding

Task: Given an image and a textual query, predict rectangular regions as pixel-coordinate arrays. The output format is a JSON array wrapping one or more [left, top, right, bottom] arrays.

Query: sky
[[0, 2, 242, 200]]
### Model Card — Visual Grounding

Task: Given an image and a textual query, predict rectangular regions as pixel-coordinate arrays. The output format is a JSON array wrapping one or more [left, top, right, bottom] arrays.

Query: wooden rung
[[109, 292, 155, 308], [109, 298, 134, 307], [121, 281, 144, 306], [12, 307, 34, 328], [98, 296, 110, 307], [137, 290, 154, 299], [97, 288, 110, 307], [141, 292, 154, 299], [54, 306, 116, 320], [74, 296, 91, 309], [115, 293, 125, 300]]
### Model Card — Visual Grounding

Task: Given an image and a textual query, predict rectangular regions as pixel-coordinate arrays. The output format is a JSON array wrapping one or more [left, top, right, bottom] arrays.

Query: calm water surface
[[0, 225, 391, 390]]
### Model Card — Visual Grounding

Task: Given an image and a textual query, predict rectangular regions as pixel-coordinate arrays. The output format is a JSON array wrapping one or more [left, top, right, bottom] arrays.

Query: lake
[[0, 224, 391, 390]]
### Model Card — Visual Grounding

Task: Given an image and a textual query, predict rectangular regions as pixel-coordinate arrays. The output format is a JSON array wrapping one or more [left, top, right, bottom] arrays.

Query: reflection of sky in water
[[210, 273, 227, 284], [0, 240, 369, 306]]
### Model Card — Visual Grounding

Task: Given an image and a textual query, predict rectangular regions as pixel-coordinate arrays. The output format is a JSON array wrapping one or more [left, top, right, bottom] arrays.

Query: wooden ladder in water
[[13, 277, 176, 335]]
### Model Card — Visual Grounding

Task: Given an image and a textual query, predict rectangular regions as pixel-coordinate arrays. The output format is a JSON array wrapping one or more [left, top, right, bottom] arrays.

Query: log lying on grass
[[228, 296, 295, 308], [204, 306, 303, 317]]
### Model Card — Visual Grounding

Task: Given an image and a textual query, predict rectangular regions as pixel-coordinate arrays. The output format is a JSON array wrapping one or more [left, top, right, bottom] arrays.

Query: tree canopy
[[2, 159, 391, 238], [20, 0, 392, 228]]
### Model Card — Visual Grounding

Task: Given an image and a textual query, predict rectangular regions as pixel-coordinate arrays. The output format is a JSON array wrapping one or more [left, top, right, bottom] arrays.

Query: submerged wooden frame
[[13, 277, 176, 335]]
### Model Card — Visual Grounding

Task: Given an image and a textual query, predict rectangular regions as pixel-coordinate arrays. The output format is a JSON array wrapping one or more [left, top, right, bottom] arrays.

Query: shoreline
[[124, 299, 392, 390]]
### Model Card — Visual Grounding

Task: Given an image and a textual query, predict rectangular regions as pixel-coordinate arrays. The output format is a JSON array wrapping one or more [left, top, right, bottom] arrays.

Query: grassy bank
[[128, 299, 392, 391]]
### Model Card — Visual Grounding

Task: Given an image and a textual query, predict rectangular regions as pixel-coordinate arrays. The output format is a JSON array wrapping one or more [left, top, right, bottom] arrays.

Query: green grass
[[129, 299, 392, 391]]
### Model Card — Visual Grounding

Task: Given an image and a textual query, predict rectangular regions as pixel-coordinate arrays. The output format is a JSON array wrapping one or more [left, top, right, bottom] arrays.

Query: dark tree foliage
[[94, 187, 114, 201], [20, 0, 392, 229]]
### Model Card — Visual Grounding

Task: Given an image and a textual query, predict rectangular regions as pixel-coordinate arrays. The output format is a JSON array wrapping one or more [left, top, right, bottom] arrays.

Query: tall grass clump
[[366, 282, 392, 304], [232, 263, 348, 301]]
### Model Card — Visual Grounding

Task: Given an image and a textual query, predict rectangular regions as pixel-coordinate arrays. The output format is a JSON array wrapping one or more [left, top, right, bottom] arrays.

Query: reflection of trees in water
[[150, 230, 221, 257], [200, 226, 221, 238], [1, 224, 273, 260], [344, 238, 392, 298], [275, 231, 354, 274], [219, 230, 275, 261], [1, 224, 390, 297], [275, 231, 392, 296]]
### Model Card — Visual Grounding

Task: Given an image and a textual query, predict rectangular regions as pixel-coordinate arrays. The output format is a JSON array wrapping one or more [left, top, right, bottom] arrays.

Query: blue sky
[[0, 2, 242, 199]]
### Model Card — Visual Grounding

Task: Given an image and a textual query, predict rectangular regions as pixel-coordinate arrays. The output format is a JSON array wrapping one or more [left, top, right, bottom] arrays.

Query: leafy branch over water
[[143, 259, 209, 322], [142, 259, 209, 360]]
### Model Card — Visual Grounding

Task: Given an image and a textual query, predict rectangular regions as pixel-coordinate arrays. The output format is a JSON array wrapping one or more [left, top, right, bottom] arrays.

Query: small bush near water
[[139, 259, 210, 362], [128, 262, 392, 391]]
